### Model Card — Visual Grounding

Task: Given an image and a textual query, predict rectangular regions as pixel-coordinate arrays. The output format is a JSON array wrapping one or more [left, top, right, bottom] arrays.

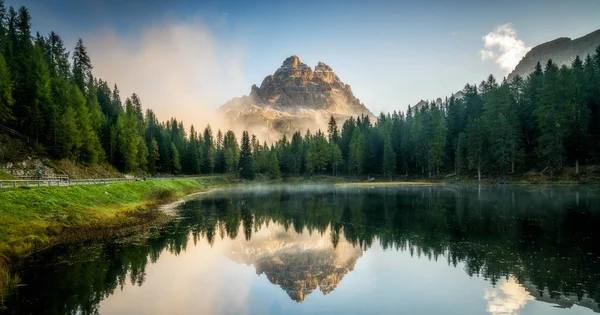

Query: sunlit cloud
[[483, 278, 533, 315], [480, 23, 531, 73], [86, 15, 248, 132]]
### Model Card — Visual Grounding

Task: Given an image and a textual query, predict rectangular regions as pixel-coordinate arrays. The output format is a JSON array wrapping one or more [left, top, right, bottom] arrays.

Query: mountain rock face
[[218, 56, 374, 141], [226, 224, 362, 302], [508, 29, 600, 80]]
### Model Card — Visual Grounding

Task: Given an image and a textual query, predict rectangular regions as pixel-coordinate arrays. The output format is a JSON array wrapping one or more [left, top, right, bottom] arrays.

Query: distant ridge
[[508, 29, 600, 80]]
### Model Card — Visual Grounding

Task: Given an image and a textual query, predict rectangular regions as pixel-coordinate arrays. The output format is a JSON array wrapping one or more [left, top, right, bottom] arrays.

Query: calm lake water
[[4, 185, 600, 315]]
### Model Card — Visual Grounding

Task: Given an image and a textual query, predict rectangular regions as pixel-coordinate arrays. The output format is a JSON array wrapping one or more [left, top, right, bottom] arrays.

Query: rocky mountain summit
[[218, 56, 374, 141], [226, 224, 362, 302], [508, 29, 600, 80]]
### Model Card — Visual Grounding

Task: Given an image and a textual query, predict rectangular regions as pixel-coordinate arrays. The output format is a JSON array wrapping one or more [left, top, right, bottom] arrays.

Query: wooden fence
[[0, 175, 218, 189]]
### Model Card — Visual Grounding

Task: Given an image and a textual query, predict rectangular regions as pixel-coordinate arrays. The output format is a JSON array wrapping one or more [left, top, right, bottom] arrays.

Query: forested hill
[[1, 3, 600, 181]]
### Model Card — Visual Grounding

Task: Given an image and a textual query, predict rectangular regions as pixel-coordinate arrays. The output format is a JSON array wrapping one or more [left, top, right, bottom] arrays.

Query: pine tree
[[148, 138, 159, 175], [428, 104, 447, 176], [45, 31, 70, 80], [72, 38, 91, 93], [170, 142, 181, 174], [382, 135, 395, 180], [483, 82, 519, 179], [223, 130, 239, 174], [327, 115, 339, 144], [267, 149, 281, 179], [536, 60, 570, 176], [11, 7, 35, 134], [203, 125, 215, 173], [86, 77, 104, 133], [116, 99, 139, 171], [71, 84, 102, 163], [467, 117, 487, 181], [306, 130, 330, 175], [239, 131, 254, 179], [0, 52, 13, 123], [568, 56, 591, 174], [349, 127, 366, 176], [522, 62, 543, 165], [187, 125, 201, 174], [30, 42, 51, 143], [57, 106, 79, 159], [330, 143, 343, 176], [289, 131, 303, 175]]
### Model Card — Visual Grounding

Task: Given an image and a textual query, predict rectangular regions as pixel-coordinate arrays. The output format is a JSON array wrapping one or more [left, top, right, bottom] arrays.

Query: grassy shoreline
[[0, 177, 226, 301]]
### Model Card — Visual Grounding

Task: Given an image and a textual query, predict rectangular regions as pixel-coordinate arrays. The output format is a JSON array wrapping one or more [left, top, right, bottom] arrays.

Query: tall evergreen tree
[[349, 127, 366, 176], [203, 125, 215, 174], [267, 149, 281, 179], [0, 52, 13, 123], [170, 142, 181, 174], [239, 131, 254, 179], [382, 135, 395, 180], [467, 117, 487, 181], [72, 38, 91, 93], [536, 60, 570, 176], [327, 115, 339, 144]]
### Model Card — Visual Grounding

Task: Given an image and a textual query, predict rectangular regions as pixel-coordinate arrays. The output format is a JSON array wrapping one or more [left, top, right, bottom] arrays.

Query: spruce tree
[[187, 125, 201, 174], [170, 142, 181, 174], [267, 149, 281, 179], [327, 115, 339, 143], [203, 125, 215, 173], [71, 84, 102, 163], [536, 60, 568, 176], [0, 52, 13, 123], [349, 127, 366, 176], [483, 82, 519, 179], [31, 42, 51, 143], [330, 143, 343, 176], [382, 135, 395, 180], [239, 131, 254, 179], [72, 38, 91, 93], [223, 130, 239, 174], [467, 117, 487, 181], [148, 138, 159, 175]]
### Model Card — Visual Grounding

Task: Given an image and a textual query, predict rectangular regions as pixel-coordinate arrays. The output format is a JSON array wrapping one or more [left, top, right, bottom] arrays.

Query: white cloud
[[86, 16, 248, 132], [484, 278, 533, 315], [480, 23, 531, 73]]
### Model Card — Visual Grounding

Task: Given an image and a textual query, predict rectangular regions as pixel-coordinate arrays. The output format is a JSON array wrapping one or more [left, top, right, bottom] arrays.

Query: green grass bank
[[0, 177, 225, 301]]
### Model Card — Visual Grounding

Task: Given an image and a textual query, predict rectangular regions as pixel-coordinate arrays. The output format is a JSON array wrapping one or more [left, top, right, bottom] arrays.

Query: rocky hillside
[[508, 29, 600, 80], [218, 56, 374, 142]]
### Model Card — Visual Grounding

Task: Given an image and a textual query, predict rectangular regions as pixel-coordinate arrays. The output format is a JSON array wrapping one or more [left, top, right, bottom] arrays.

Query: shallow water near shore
[[4, 184, 600, 315]]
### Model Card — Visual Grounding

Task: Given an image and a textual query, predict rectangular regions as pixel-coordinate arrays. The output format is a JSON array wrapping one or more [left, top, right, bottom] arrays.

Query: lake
[[4, 185, 600, 315]]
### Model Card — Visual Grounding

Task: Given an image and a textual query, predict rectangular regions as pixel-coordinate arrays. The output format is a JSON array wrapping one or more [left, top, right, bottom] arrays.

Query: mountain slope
[[508, 29, 600, 80], [218, 56, 374, 142]]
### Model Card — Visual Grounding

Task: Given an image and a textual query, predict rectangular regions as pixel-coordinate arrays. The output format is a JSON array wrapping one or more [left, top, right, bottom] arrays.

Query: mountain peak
[[282, 55, 302, 68], [315, 61, 333, 71], [218, 56, 374, 141]]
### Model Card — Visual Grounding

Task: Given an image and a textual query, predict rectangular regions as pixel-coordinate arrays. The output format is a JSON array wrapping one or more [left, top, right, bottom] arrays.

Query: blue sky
[[6, 0, 600, 126]]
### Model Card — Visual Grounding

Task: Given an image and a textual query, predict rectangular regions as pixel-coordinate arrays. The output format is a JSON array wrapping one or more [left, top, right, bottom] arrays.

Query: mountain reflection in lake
[[4, 185, 600, 315]]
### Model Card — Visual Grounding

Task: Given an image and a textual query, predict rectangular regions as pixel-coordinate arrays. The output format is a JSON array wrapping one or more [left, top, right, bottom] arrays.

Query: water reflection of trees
[[7, 186, 600, 314]]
